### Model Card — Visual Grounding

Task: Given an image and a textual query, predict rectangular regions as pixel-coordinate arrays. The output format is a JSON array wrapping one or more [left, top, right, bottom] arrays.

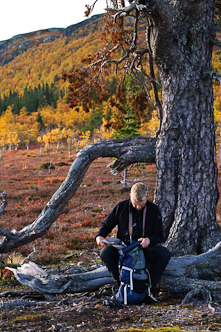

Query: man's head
[[130, 182, 148, 210]]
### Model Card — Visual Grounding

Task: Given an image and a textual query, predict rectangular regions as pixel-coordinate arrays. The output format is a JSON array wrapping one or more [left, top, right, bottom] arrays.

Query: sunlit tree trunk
[[153, 0, 221, 255]]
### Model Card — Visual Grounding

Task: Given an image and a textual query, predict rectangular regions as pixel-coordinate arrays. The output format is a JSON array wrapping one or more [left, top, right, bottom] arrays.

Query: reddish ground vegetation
[[0, 145, 221, 265], [0, 145, 157, 265], [1, 145, 221, 266]]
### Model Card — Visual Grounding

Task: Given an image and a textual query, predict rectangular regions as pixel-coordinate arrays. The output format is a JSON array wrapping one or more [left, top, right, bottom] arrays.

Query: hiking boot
[[143, 295, 158, 305]]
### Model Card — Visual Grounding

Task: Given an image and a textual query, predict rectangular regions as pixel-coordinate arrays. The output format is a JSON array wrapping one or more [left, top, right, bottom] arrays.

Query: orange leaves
[[45, 176, 66, 183], [81, 53, 93, 64], [0, 269, 15, 282], [100, 14, 129, 48], [64, 63, 110, 111], [63, 11, 135, 112], [84, 5, 91, 17], [131, 91, 153, 121], [81, 219, 91, 227]]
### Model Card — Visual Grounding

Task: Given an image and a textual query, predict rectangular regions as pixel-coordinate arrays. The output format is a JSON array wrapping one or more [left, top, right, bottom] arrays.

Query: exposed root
[[181, 285, 212, 305]]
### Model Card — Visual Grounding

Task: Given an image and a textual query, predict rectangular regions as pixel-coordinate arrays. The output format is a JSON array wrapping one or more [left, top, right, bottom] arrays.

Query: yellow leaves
[[99, 117, 115, 140], [42, 128, 65, 148], [0, 107, 21, 147], [40, 104, 55, 128], [0, 31, 102, 99], [79, 130, 91, 148], [37, 136, 43, 144], [214, 85, 221, 136], [142, 109, 159, 136]]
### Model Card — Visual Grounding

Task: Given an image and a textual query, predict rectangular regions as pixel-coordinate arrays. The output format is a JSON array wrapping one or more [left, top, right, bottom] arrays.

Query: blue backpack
[[115, 240, 151, 305]]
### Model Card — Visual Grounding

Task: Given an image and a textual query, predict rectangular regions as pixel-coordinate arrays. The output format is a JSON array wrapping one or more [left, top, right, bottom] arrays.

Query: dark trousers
[[100, 244, 171, 288]]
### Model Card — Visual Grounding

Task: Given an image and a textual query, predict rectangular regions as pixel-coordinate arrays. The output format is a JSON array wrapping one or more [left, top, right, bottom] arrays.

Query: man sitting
[[95, 182, 171, 299]]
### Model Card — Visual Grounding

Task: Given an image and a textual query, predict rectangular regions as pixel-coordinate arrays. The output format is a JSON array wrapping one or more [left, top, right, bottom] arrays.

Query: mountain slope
[[0, 14, 103, 66], [0, 13, 221, 140], [0, 13, 104, 118]]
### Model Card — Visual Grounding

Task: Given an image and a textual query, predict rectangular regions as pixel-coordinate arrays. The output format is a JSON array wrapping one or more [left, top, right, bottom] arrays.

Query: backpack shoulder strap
[[122, 241, 141, 254]]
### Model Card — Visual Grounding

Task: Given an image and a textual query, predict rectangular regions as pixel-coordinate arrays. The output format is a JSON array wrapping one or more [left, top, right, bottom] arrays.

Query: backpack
[[115, 240, 151, 305], [104, 206, 156, 306]]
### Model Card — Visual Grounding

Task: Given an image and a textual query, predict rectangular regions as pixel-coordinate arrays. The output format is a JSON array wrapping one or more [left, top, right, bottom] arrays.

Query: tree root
[[181, 285, 212, 305]]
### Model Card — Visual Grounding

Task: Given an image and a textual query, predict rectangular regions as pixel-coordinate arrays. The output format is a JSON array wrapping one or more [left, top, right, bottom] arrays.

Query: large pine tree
[[79, 0, 221, 255]]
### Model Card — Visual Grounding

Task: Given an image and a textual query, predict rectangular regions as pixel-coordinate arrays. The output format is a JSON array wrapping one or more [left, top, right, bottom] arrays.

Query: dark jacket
[[95, 199, 164, 246]]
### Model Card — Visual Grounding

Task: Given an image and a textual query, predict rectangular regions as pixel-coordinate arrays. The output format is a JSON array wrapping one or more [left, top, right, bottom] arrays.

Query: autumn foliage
[[0, 13, 221, 151]]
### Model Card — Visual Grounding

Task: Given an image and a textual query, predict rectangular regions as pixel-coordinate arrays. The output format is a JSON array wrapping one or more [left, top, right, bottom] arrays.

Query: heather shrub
[[34, 244, 68, 265], [39, 162, 55, 170]]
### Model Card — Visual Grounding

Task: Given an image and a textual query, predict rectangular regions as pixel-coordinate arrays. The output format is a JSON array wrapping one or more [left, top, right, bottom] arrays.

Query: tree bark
[[150, 0, 221, 255], [0, 137, 155, 253], [6, 241, 221, 303]]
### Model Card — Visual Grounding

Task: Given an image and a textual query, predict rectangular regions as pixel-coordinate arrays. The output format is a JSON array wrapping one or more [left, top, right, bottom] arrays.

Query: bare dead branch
[[128, 69, 151, 99], [0, 228, 17, 240], [203, 71, 221, 83], [101, 49, 131, 73], [86, 0, 102, 16], [105, 2, 136, 14], [131, 9, 139, 50], [148, 52, 163, 137], [211, 38, 221, 47]]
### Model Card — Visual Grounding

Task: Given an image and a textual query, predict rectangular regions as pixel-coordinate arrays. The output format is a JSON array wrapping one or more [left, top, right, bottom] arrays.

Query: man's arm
[[95, 202, 120, 240]]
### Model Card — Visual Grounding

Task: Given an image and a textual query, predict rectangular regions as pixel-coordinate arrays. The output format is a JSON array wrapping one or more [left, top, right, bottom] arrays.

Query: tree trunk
[[152, 0, 221, 255]]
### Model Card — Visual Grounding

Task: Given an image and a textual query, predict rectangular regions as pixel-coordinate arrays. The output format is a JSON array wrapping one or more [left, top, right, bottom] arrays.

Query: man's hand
[[138, 237, 150, 248], [96, 235, 106, 246]]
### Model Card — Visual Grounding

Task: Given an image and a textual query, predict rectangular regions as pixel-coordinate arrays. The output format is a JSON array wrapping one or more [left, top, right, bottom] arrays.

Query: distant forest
[[0, 82, 67, 116]]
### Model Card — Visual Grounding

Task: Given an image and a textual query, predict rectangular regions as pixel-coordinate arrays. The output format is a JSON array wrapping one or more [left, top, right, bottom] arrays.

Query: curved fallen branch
[[6, 242, 221, 303], [7, 264, 113, 299], [0, 137, 156, 253]]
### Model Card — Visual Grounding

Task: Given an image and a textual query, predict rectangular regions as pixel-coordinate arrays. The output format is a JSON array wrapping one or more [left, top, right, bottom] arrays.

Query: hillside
[[0, 13, 221, 151], [0, 14, 103, 66], [0, 14, 104, 100]]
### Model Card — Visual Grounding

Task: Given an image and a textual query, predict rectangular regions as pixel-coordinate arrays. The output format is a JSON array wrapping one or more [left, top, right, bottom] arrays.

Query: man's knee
[[155, 244, 171, 263], [100, 245, 119, 262]]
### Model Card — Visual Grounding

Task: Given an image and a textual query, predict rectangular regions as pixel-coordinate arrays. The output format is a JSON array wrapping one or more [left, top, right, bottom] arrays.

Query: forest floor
[[0, 144, 221, 331], [0, 288, 221, 331]]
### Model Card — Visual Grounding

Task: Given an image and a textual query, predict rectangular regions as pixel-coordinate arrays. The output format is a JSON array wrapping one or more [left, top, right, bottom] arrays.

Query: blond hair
[[130, 182, 148, 201]]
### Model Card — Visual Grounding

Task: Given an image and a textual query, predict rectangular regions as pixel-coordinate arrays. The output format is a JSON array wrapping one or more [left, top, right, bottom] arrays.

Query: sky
[[0, 0, 106, 42]]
